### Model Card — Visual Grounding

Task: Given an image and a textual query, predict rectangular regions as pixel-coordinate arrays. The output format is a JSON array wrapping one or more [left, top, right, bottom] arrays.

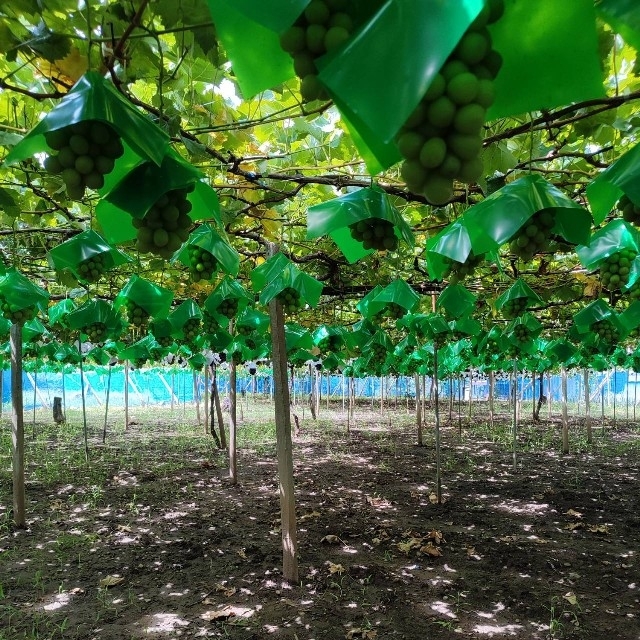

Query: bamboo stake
[[415, 372, 422, 446], [562, 367, 569, 454], [11, 324, 25, 528], [103, 366, 112, 444], [79, 348, 89, 462], [584, 369, 591, 443], [512, 360, 518, 470], [204, 366, 209, 435]]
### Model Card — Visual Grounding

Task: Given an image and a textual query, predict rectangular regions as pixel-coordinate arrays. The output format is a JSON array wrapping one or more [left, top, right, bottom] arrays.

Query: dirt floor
[[1, 401, 639, 639]]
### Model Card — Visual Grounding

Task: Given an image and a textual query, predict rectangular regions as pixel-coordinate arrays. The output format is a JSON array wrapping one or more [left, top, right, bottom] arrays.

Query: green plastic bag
[[312, 324, 346, 354], [487, 0, 604, 120], [574, 298, 623, 332], [0, 268, 49, 323], [96, 151, 219, 244], [235, 308, 270, 337], [150, 318, 175, 348], [357, 279, 420, 322], [207, 327, 234, 353], [204, 277, 253, 323], [319, 0, 484, 170], [174, 223, 240, 278], [586, 142, 640, 225], [597, 0, 640, 56], [437, 284, 477, 319], [251, 253, 323, 309], [169, 300, 203, 341], [115, 275, 174, 319], [206, 0, 296, 98], [66, 299, 123, 341], [449, 316, 482, 339], [118, 336, 154, 368], [286, 323, 314, 353], [545, 339, 578, 365], [22, 318, 47, 343], [495, 278, 543, 317], [465, 175, 592, 255], [576, 220, 640, 289], [306, 186, 414, 263], [3, 71, 169, 169], [47, 229, 132, 285], [620, 300, 640, 334]]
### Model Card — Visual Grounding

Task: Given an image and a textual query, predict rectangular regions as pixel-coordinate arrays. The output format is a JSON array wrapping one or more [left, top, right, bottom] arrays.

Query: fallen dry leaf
[[321, 535, 341, 544], [565, 509, 583, 518], [497, 535, 518, 543], [201, 606, 236, 622], [366, 496, 390, 508], [565, 522, 584, 531], [299, 510, 321, 522], [214, 584, 237, 597], [237, 548, 247, 559], [346, 628, 377, 639], [466, 546, 482, 560], [426, 529, 445, 544], [327, 561, 344, 574], [428, 492, 439, 504], [397, 537, 422, 554], [99, 575, 124, 588], [587, 524, 610, 534], [563, 592, 578, 605], [420, 542, 443, 557]]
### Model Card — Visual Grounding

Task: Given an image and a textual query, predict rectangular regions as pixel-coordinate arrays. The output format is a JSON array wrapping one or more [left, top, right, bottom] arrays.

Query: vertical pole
[[62, 372, 66, 417], [468, 368, 473, 422], [613, 366, 617, 428], [124, 360, 129, 430], [204, 366, 209, 436], [415, 372, 422, 446], [32, 370, 37, 437], [79, 347, 89, 462], [562, 367, 569, 454], [103, 366, 112, 444], [268, 243, 298, 584], [548, 371, 552, 419], [584, 369, 591, 444], [434, 344, 442, 504], [601, 385, 605, 435], [458, 374, 463, 432], [326, 371, 330, 410], [11, 324, 26, 528], [488, 370, 495, 427], [379, 375, 384, 414], [214, 366, 227, 449], [512, 360, 518, 471], [0, 367, 3, 418], [229, 359, 237, 483], [341, 372, 345, 414], [171, 371, 175, 412], [193, 370, 201, 425]]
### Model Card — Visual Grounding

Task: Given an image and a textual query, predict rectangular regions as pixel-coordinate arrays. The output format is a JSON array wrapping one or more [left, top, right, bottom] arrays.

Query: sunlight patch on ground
[[472, 622, 524, 636], [34, 590, 76, 611], [430, 600, 457, 618], [134, 612, 190, 634], [493, 499, 549, 515]]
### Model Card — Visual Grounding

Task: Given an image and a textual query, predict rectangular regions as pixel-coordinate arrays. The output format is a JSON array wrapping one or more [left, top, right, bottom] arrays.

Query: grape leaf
[[21, 20, 71, 62], [0, 187, 21, 218]]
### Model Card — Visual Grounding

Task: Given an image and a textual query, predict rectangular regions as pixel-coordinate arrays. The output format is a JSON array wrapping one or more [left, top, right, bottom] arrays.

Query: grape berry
[[442, 252, 483, 284], [0, 298, 36, 324], [592, 319, 620, 343], [216, 298, 239, 319], [181, 317, 201, 341], [43, 120, 123, 201], [85, 321, 108, 343], [124, 299, 150, 327], [617, 194, 640, 226], [133, 187, 194, 259], [501, 297, 528, 319], [77, 254, 107, 283]]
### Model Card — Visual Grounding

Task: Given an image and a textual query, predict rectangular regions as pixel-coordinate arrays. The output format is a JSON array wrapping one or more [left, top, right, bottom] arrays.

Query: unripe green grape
[[124, 299, 150, 327], [348, 218, 398, 251], [501, 297, 528, 319], [216, 298, 239, 319]]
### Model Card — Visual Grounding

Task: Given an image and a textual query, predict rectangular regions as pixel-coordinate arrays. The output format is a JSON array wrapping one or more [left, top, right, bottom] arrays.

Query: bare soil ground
[[1, 400, 639, 639]]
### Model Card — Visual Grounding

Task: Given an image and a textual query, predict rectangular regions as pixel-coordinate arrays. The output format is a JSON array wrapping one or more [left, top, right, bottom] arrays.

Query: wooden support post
[[124, 361, 130, 430], [213, 367, 226, 449], [415, 372, 423, 446], [193, 370, 201, 425], [488, 370, 495, 427], [229, 359, 237, 483], [11, 324, 26, 528], [79, 349, 89, 462], [103, 366, 112, 444], [512, 360, 518, 471], [562, 367, 569, 454], [268, 244, 298, 584], [584, 369, 591, 444], [204, 366, 209, 435], [434, 342, 442, 504]]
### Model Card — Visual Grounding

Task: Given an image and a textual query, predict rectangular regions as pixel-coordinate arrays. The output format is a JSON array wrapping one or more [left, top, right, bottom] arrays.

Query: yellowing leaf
[[563, 592, 578, 605], [237, 548, 247, 559], [587, 524, 610, 534], [428, 492, 439, 504], [397, 537, 422, 554], [426, 529, 445, 544], [260, 208, 282, 241], [565, 509, 583, 518], [99, 575, 124, 588], [327, 561, 344, 574], [565, 522, 584, 531]]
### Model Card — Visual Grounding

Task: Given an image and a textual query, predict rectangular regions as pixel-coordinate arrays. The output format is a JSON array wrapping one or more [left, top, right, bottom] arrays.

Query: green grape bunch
[[374, 302, 407, 322], [202, 311, 218, 335], [188, 246, 217, 282], [216, 297, 239, 319], [77, 253, 107, 283], [442, 252, 483, 284], [317, 334, 341, 353], [501, 297, 528, 319], [592, 319, 620, 343], [230, 350, 243, 365], [396, 0, 505, 204], [617, 194, 640, 226], [509, 210, 556, 262], [182, 317, 201, 341], [85, 321, 108, 343], [600, 248, 637, 291], [512, 325, 532, 344], [279, 0, 354, 102], [124, 299, 150, 327], [369, 342, 388, 362], [133, 186, 194, 259], [277, 287, 304, 314], [0, 298, 37, 324], [43, 120, 123, 201], [154, 335, 174, 348], [236, 323, 252, 336], [348, 218, 399, 251]]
